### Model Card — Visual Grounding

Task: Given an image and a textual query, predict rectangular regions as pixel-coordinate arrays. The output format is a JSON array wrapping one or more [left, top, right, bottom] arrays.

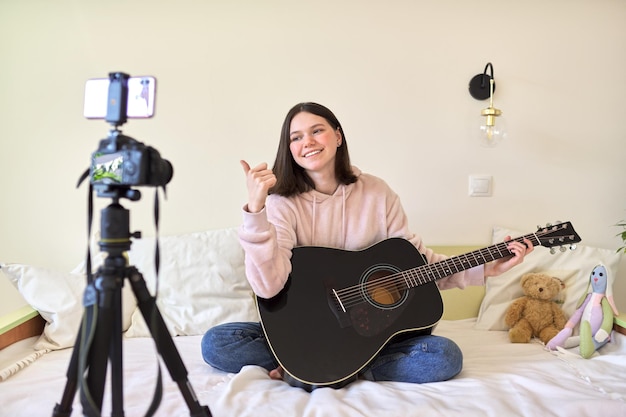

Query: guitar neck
[[408, 233, 541, 288], [376, 221, 581, 291]]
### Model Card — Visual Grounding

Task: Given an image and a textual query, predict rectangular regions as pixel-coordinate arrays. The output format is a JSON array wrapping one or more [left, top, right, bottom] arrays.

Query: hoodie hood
[[298, 166, 362, 204]]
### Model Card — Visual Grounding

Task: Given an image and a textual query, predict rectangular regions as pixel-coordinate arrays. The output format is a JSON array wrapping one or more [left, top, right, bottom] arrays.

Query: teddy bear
[[546, 264, 620, 358], [504, 272, 567, 344]]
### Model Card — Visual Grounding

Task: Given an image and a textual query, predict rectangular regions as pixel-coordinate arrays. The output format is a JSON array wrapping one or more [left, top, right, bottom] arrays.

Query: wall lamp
[[469, 62, 506, 147]]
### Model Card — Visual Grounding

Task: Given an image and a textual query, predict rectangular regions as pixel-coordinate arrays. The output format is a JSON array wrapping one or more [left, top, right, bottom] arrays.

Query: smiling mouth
[[304, 150, 322, 158]]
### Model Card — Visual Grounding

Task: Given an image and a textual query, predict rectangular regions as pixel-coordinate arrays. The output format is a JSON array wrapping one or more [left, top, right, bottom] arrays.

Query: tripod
[[52, 188, 212, 417]]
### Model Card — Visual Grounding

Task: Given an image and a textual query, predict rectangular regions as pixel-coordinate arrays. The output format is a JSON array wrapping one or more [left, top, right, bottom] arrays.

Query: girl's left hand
[[484, 236, 534, 277]]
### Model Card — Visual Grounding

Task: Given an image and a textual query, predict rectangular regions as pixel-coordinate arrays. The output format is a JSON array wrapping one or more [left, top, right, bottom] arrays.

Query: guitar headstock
[[535, 222, 582, 254]]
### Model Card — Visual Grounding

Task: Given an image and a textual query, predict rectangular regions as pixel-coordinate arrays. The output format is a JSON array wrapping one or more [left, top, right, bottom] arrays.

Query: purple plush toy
[[546, 264, 620, 358]]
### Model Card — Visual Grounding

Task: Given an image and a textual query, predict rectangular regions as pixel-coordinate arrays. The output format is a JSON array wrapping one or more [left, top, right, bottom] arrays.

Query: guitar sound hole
[[362, 265, 407, 309]]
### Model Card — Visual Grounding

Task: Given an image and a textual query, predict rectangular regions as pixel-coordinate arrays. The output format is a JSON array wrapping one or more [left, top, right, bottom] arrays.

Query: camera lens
[[156, 159, 174, 186], [148, 148, 173, 186]]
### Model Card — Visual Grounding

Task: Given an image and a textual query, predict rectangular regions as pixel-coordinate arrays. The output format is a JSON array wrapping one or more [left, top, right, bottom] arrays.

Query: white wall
[[1, 0, 625, 312]]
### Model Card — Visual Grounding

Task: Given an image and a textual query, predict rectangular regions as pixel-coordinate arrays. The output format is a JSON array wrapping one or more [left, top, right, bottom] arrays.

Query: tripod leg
[[52, 309, 89, 417], [80, 277, 118, 417], [127, 266, 212, 417], [52, 278, 123, 417], [109, 283, 125, 417]]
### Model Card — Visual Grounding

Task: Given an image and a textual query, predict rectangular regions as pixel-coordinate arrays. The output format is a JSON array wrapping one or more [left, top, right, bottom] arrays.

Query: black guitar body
[[257, 238, 443, 390]]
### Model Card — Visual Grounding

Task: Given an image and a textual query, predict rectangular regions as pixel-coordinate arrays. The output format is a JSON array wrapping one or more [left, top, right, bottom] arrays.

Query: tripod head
[[97, 186, 142, 257]]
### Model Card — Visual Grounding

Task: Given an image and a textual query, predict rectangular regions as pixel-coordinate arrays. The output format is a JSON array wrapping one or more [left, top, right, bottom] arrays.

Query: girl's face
[[288, 111, 342, 176]]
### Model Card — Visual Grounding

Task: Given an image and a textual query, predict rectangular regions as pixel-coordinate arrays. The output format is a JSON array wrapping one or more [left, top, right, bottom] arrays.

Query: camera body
[[91, 131, 173, 187]]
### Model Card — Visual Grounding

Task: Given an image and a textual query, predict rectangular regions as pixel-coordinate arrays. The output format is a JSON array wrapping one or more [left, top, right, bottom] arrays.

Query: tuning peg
[[570, 244, 577, 251], [550, 247, 557, 255], [560, 246, 566, 252]]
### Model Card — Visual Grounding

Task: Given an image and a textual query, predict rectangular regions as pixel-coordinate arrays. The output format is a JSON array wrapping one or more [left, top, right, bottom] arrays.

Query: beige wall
[[1, 0, 625, 313]]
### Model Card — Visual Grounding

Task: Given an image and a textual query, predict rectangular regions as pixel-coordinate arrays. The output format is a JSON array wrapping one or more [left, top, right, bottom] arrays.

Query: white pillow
[[1, 253, 136, 350], [475, 225, 622, 331], [2, 227, 256, 343], [123, 227, 258, 337], [1, 264, 84, 350]]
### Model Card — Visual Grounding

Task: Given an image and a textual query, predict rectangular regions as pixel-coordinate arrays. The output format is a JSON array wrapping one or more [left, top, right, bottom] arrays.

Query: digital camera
[[85, 72, 172, 188]]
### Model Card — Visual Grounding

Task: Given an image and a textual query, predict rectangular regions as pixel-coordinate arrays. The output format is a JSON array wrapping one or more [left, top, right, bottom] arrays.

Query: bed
[[1, 226, 625, 417]]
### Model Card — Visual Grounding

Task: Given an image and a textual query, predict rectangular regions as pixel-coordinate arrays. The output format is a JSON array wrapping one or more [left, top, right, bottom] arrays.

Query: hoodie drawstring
[[311, 194, 316, 246], [341, 186, 346, 248]]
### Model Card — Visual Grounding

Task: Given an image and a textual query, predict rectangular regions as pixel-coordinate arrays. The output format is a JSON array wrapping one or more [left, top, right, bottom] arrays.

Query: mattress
[[1, 319, 624, 417]]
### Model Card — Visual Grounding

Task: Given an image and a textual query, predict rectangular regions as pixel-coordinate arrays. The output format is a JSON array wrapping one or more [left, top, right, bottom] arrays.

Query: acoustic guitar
[[256, 222, 581, 391]]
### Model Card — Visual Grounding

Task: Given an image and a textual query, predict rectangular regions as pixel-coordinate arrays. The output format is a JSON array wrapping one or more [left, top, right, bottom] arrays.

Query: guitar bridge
[[325, 284, 352, 329], [332, 289, 346, 313]]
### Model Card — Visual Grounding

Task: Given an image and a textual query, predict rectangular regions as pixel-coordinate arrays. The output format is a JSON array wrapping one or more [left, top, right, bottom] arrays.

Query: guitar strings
[[332, 232, 555, 310], [333, 241, 512, 309], [333, 240, 518, 309]]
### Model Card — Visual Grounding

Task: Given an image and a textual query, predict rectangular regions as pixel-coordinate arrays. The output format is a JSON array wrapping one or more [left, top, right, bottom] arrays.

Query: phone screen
[[83, 76, 156, 119]]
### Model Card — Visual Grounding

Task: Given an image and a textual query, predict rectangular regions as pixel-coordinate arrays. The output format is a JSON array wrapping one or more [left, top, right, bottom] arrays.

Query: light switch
[[469, 175, 492, 197]]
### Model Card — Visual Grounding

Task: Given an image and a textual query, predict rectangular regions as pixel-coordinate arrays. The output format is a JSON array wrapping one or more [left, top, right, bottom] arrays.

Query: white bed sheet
[[1, 319, 625, 417]]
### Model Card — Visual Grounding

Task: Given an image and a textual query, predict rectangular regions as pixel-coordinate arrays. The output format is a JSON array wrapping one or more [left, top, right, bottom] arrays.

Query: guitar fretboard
[[403, 233, 540, 288]]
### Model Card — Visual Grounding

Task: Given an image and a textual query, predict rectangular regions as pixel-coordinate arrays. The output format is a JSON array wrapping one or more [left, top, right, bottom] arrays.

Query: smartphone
[[83, 76, 156, 119]]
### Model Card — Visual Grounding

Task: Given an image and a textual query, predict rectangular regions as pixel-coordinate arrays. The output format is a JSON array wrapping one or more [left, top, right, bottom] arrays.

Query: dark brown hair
[[270, 102, 357, 196]]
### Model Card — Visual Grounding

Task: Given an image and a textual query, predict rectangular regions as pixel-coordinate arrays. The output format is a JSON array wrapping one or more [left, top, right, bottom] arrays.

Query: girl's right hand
[[240, 160, 277, 213]]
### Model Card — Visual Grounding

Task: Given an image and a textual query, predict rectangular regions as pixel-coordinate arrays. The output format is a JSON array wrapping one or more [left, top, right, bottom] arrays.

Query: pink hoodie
[[239, 167, 484, 299]]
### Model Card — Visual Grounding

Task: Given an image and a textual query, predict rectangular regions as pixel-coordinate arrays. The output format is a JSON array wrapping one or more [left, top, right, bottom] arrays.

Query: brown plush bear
[[504, 273, 567, 344]]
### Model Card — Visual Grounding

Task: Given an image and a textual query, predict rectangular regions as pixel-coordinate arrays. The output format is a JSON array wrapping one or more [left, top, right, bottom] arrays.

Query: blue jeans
[[201, 322, 462, 384]]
